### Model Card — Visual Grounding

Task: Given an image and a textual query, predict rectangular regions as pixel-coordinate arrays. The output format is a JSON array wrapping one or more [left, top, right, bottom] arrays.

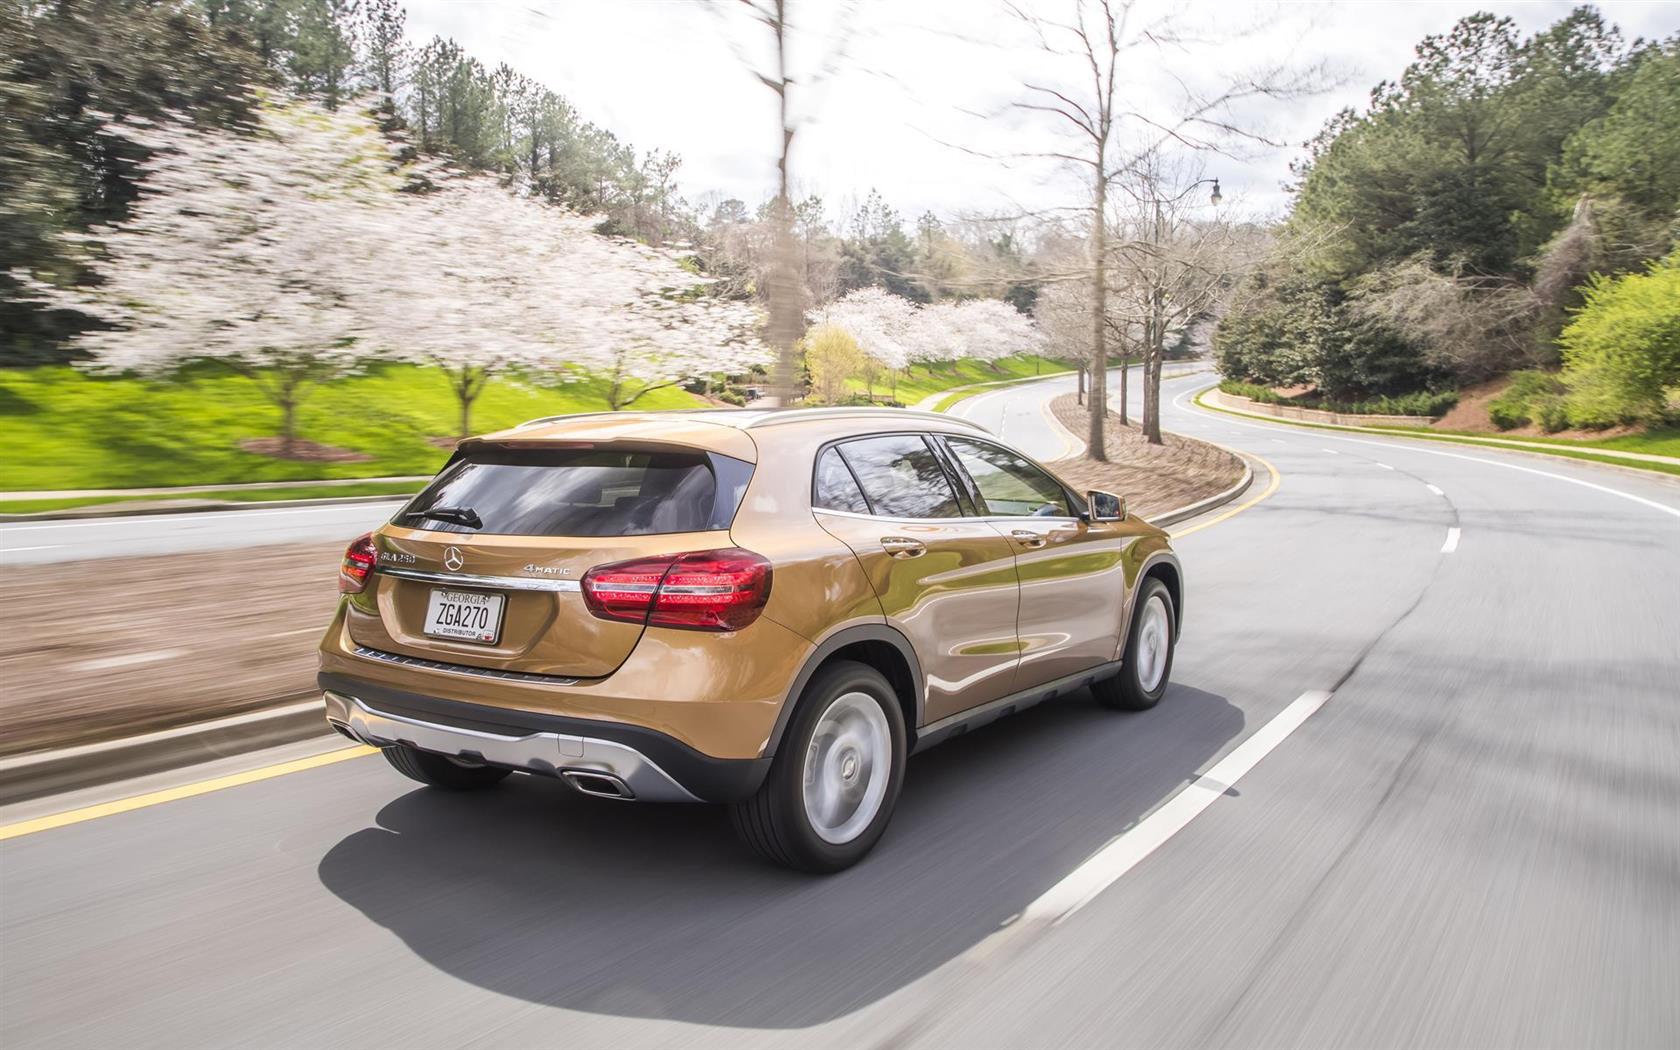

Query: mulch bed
[[1046, 393, 1245, 520], [0, 543, 342, 757]]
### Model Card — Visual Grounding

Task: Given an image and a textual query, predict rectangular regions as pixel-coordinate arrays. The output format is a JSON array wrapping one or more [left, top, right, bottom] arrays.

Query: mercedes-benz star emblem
[[443, 546, 465, 572]]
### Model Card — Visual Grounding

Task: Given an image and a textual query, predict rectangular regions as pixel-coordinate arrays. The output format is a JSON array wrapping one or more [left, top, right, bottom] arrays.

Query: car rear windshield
[[397, 447, 753, 537]]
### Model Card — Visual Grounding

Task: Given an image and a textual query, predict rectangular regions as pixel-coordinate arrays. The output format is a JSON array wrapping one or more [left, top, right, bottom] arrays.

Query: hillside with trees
[[1215, 9, 1680, 434]]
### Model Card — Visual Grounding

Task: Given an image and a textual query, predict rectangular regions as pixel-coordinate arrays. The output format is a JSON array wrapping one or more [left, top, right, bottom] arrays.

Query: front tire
[[383, 744, 512, 790], [1095, 578, 1176, 711], [731, 660, 906, 873]]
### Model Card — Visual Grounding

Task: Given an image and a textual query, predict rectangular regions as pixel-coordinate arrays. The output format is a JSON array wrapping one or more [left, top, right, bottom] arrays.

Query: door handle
[[1010, 529, 1048, 548], [880, 537, 927, 558]]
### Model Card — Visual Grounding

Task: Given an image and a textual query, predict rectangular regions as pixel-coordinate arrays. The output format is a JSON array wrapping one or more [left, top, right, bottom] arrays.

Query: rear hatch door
[[346, 443, 751, 678]]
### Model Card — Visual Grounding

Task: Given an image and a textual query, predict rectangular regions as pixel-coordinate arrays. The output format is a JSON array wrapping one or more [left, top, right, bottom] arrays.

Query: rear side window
[[835, 435, 962, 519], [398, 447, 752, 537], [814, 446, 871, 513]]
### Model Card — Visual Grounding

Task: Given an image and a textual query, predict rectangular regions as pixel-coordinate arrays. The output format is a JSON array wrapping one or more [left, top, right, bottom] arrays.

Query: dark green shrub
[[1535, 395, 1570, 432], [1488, 371, 1564, 429], [1218, 379, 1283, 403]]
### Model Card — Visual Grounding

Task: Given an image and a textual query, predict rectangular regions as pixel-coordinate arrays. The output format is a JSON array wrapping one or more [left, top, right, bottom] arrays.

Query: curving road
[[3, 373, 1679, 1048]]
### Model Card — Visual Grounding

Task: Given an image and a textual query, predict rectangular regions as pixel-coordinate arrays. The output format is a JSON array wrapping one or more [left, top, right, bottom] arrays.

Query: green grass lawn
[[0, 364, 706, 491], [1413, 424, 1680, 459], [845, 355, 1073, 405]]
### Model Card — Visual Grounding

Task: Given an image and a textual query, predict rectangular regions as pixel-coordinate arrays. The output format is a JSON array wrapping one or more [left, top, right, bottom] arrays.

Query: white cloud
[[405, 0, 1678, 223]]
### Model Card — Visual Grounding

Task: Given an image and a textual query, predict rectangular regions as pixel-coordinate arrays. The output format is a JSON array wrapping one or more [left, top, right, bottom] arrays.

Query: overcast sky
[[404, 0, 1677, 224]]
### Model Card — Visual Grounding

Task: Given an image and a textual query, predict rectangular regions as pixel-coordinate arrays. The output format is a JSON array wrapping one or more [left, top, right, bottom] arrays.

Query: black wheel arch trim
[[1129, 550, 1185, 643], [764, 622, 926, 756]]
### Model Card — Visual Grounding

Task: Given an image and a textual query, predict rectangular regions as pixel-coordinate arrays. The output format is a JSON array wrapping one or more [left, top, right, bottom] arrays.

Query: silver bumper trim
[[376, 566, 581, 592], [323, 691, 699, 802], [351, 645, 580, 686]]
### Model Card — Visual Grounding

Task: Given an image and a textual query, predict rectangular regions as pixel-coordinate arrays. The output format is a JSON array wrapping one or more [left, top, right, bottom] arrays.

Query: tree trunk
[[1087, 164, 1109, 462], [455, 367, 482, 439], [762, 1, 805, 407], [1141, 199, 1167, 446], [1119, 350, 1129, 427], [279, 394, 297, 458], [1143, 290, 1165, 444]]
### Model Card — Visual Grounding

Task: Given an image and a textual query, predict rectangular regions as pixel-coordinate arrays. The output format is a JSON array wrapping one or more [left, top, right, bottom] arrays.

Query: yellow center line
[[0, 745, 376, 842], [1169, 446, 1283, 540]]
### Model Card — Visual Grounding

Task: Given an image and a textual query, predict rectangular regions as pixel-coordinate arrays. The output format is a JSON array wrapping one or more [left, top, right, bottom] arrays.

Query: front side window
[[944, 437, 1071, 517], [835, 435, 962, 519]]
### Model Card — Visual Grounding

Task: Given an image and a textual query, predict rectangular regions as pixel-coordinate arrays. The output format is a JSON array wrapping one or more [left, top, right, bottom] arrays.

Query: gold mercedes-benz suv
[[320, 407, 1182, 871]]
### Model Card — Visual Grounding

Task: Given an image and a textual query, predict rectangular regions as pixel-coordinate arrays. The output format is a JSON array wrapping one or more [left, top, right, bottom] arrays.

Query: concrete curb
[[1148, 457, 1255, 529], [0, 492, 416, 523], [0, 698, 332, 806]]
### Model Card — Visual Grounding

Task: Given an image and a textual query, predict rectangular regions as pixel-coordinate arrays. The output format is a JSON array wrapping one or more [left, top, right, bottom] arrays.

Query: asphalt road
[[3, 375, 1678, 1049], [0, 499, 408, 566]]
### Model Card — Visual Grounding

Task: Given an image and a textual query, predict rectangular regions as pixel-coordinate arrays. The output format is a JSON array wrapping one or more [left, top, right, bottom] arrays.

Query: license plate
[[423, 588, 505, 644]]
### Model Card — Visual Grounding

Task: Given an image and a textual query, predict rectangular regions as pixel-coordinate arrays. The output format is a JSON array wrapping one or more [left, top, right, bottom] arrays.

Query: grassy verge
[[845, 355, 1073, 405], [1196, 390, 1680, 478], [0, 480, 424, 515], [0, 363, 706, 492], [1406, 423, 1680, 459]]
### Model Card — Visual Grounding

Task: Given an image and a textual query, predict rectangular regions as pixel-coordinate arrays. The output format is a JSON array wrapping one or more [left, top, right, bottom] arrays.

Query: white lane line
[[1441, 527, 1461, 553], [2, 545, 61, 552], [1426, 483, 1445, 496], [1321, 448, 1340, 455], [1271, 439, 1286, 445], [1376, 462, 1394, 470], [1007, 689, 1335, 929]]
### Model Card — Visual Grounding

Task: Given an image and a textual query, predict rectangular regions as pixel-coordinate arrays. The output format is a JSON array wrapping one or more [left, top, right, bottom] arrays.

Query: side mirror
[[1085, 489, 1126, 522]]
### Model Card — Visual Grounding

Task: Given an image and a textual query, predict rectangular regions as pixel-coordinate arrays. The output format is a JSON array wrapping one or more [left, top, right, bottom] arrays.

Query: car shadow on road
[[317, 683, 1242, 1028]]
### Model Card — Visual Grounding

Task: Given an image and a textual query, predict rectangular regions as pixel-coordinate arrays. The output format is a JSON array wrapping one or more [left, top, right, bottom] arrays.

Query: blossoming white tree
[[21, 98, 410, 454], [821, 288, 1042, 399], [26, 95, 768, 449], [366, 176, 766, 432]]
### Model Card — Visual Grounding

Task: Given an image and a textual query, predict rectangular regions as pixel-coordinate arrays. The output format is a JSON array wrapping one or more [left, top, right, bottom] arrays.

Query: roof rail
[[740, 407, 988, 432], [512, 406, 988, 433], [512, 408, 714, 430]]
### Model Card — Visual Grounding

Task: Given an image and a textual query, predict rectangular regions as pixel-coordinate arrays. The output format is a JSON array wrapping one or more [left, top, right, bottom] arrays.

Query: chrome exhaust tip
[[562, 770, 635, 800]]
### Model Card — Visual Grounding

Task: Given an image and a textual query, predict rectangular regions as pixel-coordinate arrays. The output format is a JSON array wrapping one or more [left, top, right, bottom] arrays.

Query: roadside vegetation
[[847, 354, 1072, 407], [1217, 380, 1459, 419], [1214, 13, 1680, 438]]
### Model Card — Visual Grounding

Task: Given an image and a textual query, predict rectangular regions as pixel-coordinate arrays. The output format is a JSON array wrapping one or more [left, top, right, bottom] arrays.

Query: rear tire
[[1095, 578, 1176, 711], [730, 660, 906, 873], [383, 744, 512, 790]]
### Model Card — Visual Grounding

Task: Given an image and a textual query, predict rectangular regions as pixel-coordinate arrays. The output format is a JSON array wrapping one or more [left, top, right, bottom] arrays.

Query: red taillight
[[339, 532, 378, 594], [581, 548, 772, 631]]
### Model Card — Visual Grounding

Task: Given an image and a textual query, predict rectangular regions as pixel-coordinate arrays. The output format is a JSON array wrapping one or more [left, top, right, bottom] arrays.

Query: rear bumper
[[320, 673, 770, 803]]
